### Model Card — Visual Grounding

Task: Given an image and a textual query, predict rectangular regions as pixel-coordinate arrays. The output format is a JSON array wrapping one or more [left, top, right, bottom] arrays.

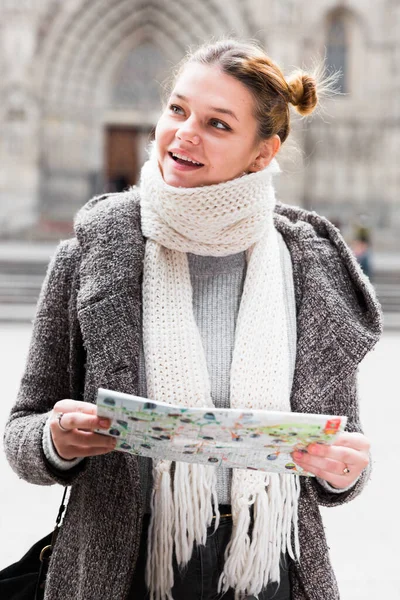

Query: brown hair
[[169, 39, 319, 144]]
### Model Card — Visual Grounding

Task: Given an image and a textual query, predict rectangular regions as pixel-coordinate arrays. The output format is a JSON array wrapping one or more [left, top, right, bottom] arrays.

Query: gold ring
[[57, 412, 69, 433], [342, 465, 351, 475]]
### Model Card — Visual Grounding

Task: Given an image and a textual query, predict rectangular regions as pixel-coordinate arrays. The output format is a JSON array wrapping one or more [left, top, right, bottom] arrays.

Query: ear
[[248, 135, 281, 172]]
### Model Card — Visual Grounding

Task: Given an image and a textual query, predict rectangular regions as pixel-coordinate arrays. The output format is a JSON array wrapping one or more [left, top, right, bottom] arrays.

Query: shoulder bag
[[0, 487, 68, 600]]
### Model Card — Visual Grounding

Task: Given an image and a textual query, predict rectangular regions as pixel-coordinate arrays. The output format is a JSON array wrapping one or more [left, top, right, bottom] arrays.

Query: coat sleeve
[[306, 363, 371, 507], [3, 238, 88, 486], [297, 225, 380, 507]]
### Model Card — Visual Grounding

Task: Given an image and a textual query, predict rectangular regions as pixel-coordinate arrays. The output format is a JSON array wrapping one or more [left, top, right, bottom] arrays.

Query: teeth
[[171, 152, 202, 165]]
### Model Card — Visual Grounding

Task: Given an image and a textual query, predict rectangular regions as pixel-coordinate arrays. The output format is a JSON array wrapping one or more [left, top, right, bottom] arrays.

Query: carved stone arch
[[36, 0, 251, 113], [35, 0, 88, 78], [49, 3, 195, 111], [34, 0, 254, 224], [235, 0, 260, 37], [95, 25, 181, 114]]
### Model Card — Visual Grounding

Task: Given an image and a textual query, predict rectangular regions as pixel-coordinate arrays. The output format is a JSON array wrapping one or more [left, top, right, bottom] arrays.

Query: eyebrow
[[173, 93, 239, 122]]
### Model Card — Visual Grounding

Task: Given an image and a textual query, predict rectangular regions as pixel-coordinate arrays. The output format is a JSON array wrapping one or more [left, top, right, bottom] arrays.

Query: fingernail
[[99, 419, 109, 428]]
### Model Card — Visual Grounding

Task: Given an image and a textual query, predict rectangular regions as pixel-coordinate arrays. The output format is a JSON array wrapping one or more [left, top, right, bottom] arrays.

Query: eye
[[169, 104, 184, 115], [210, 118, 231, 131]]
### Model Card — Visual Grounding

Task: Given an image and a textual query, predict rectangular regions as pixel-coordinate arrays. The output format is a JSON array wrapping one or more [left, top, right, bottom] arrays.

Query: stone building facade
[[0, 0, 399, 249]]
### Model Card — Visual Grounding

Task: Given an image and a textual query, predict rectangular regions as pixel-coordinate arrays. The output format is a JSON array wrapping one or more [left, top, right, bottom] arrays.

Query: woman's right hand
[[50, 399, 117, 460]]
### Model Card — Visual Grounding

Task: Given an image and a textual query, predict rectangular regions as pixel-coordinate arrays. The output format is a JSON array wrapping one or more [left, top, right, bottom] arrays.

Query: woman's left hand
[[292, 432, 370, 489]]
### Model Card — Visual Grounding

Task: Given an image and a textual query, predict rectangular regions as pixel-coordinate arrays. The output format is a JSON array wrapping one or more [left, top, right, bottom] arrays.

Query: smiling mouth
[[168, 152, 204, 168]]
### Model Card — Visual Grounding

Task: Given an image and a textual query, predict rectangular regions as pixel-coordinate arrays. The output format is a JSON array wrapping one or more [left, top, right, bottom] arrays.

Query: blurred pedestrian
[[352, 217, 372, 279], [3, 39, 382, 600], [108, 173, 130, 193]]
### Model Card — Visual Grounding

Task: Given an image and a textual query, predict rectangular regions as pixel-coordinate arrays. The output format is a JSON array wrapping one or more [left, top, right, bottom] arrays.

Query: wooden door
[[106, 126, 138, 192]]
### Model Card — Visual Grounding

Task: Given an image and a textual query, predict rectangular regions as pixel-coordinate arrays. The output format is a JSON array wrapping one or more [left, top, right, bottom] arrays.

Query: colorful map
[[95, 388, 347, 476]]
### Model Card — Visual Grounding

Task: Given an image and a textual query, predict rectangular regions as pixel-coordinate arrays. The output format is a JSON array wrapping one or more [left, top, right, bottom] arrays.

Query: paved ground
[[0, 323, 399, 599]]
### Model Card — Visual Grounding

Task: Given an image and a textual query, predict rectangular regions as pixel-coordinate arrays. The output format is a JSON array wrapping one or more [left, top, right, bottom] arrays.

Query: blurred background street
[[1, 0, 400, 327]]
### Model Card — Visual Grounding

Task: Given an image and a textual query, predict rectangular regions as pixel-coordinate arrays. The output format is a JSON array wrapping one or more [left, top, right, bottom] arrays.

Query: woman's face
[[155, 63, 278, 188]]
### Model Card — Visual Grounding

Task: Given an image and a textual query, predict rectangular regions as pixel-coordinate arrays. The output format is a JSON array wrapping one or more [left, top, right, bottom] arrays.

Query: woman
[[4, 39, 382, 600]]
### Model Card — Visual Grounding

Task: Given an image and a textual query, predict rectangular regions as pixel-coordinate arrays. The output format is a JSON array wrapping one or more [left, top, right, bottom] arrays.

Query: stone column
[[0, 1, 41, 236]]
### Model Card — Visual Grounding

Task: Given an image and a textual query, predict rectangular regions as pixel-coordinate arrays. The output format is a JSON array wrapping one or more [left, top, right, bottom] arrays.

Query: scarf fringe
[[281, 474, 301, 560], [219, 475, 300, 598], [147, 461, 219, 599], [146, 461, 174, 600], [173, 463, 217, 566], [218, 498, 252, 596]]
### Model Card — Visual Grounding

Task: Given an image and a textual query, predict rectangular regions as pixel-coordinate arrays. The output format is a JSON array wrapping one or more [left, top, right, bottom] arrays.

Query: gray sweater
[[4, 192, 383, 600]]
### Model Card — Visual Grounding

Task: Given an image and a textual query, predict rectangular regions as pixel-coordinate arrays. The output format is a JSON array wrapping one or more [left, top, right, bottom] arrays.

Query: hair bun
[[287, 71, 318, 116]]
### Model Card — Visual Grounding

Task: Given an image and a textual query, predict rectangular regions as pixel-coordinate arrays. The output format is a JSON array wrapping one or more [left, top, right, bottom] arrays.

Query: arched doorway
[[104, 41, 165, 192], [36, 0, 252, 225]]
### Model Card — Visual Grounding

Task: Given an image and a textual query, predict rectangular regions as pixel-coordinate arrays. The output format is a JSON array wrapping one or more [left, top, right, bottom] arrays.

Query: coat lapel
[[74, 191, 145, 399]]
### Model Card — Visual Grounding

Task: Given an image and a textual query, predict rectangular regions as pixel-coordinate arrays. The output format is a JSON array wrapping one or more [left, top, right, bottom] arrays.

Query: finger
[[67, 430, 115, 444], [60, 443, 117, 460], [306, 443, 367, 467], [305, 465, 356, 490], [57, 432, 117, 459], [72, 446, 117, 458], [51, 411, 110, 432], [70, 437, 117, 457], [53, 399, 98, 416], [332, 432, 370, 452], [292, 452, 363, 478]]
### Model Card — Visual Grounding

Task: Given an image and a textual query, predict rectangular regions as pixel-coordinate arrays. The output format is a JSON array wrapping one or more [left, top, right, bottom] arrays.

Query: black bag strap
[[35, 487, 69, 600], [39, 486, 68, 563], [51, 486, 68, 547]]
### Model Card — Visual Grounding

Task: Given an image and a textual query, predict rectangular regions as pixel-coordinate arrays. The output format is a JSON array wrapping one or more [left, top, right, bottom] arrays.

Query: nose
[[176, 117, 200, 145]]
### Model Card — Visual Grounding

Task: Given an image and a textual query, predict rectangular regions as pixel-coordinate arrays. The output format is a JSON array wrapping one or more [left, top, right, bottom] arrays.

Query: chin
[[162, 169, 200, 188], [162, 172, 186, 188]]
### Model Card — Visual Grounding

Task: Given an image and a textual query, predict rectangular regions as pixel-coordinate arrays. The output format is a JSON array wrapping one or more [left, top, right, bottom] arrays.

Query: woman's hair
[[168, 39, 320, 144]]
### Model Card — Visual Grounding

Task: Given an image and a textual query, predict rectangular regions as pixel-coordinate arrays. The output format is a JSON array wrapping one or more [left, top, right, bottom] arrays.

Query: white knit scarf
[[140, 147, 300, 600]]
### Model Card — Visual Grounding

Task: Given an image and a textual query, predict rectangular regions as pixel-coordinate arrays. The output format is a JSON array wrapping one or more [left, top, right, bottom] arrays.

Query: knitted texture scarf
[[140, 149, 300, 600]]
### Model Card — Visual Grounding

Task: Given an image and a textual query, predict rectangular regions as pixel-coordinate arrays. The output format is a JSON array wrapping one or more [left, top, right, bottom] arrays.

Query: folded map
[[95, 388, 347, 476]]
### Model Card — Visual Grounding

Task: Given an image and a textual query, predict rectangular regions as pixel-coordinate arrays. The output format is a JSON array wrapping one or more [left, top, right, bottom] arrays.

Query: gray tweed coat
[[4, 190, 382, 600]]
